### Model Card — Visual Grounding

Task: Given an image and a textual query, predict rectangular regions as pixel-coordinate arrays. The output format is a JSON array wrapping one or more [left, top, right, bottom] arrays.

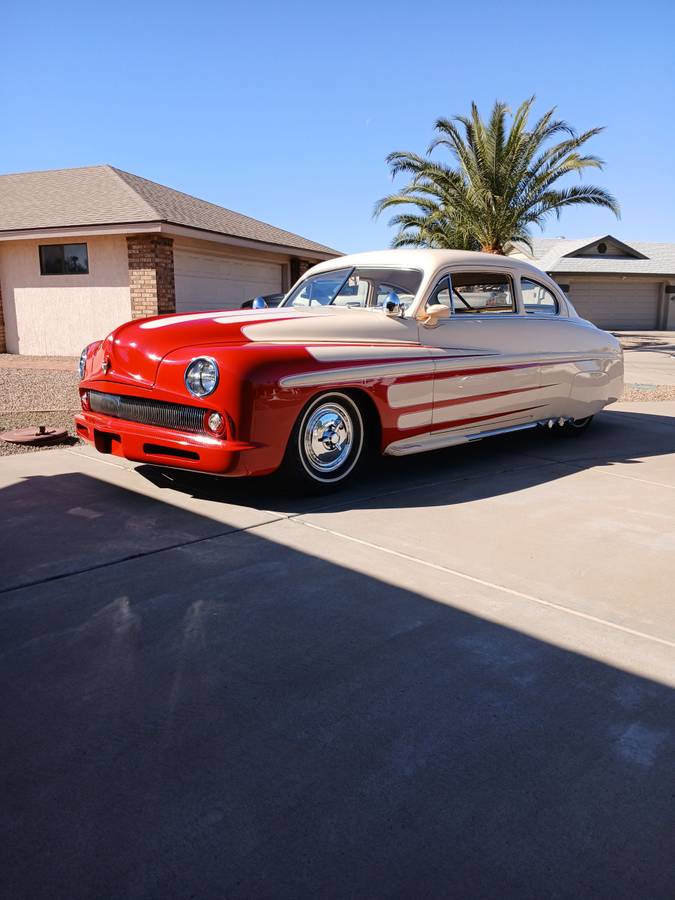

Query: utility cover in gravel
[[1, 426, 69, 445]]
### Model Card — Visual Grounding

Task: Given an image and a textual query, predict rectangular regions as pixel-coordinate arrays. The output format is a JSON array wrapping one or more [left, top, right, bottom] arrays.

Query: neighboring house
[[508, 235, 675, 331], [0, 165, 340, 355]]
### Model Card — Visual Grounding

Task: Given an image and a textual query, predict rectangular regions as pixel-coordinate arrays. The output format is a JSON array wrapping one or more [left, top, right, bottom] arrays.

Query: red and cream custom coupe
[[75, 250, 623, 488]]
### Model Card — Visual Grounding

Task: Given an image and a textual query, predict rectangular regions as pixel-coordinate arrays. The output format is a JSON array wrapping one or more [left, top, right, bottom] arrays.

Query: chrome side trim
[[384, 421, 538, 457]]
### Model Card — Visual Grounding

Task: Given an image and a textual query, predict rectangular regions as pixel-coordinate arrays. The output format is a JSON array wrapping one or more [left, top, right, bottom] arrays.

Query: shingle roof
[[0, 164, 339, 256], [508, 236, 675, 276]]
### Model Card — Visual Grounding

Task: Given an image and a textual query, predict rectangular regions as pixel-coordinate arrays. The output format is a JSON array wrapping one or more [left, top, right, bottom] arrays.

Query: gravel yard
[[0, 357, 81, 455], [622, 384, 675, 401]]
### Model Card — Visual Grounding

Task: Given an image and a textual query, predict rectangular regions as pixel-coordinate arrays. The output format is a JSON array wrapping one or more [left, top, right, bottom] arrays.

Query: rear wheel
[[280, 392, 365, 490]]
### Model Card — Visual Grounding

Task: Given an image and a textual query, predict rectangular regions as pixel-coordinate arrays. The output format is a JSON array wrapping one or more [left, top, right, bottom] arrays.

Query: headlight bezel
[[78, 345, 90, 379], [184, 356, 219, 398]]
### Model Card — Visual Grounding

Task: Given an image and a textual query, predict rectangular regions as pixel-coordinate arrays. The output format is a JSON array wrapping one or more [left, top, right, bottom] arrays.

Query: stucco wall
[[0, 235, 131, 355]]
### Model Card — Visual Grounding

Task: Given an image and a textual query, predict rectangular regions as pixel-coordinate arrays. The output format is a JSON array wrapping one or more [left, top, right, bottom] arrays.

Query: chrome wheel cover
[[302, 402, 355, 474]]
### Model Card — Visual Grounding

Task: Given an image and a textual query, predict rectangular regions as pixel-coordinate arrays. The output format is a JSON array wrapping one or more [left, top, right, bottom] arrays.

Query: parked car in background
[[75, 249, 623, 489], [240, 293, 284, 309]]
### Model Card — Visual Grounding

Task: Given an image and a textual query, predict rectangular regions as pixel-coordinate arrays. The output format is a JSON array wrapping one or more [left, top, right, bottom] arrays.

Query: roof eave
[[0, 219, 341, 259], [159, 221, 341, 259], [0, 221, 165, 242], [547, 268, 675, 279]]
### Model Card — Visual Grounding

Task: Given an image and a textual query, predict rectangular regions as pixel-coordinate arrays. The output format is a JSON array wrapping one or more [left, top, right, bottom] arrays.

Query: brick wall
[[126, 235, 176, 319], [0, 278, 6, 353], [289, 257, 313, 287]]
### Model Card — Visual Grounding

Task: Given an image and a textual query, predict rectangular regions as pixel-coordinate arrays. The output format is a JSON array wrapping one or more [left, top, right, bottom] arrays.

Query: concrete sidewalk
[[1, 401, 674, 899]]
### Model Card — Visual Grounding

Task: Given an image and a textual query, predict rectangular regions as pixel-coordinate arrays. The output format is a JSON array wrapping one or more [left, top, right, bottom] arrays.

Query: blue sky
[[2, 0, 674, 253]]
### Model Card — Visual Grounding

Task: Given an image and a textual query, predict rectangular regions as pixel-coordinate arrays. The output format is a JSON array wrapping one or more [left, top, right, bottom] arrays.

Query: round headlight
[[185, 357, 219, 397], [78, 345, 89, 379]]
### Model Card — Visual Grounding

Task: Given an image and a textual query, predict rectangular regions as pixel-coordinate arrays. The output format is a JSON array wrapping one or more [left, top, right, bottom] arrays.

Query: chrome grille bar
[[89, 390, 205, 433]]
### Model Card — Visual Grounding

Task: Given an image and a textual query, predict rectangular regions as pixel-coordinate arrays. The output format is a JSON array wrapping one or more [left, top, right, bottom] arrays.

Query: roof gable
[[562, 235, 648, 260], [507, 236, 675, 276]]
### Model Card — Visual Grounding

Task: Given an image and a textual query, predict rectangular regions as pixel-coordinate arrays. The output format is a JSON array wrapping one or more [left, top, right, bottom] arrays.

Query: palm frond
[[375, 98, 619, 253]]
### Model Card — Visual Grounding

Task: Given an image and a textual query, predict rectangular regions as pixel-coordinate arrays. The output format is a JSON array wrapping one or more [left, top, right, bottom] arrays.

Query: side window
[[521, 278, 559, 316], [451, 272, 515, 314], [376, 282, 417, 311], [425, 276, 452, 311], [333, 273, 370, 307]]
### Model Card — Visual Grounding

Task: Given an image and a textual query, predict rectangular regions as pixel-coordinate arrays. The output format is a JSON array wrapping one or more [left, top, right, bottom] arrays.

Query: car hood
[[89, 305, 424, 387], [90, 307, 320, 387]]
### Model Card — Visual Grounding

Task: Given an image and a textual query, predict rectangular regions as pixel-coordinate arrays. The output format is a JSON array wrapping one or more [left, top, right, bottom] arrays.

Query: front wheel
[[280, 392, 365, 490]]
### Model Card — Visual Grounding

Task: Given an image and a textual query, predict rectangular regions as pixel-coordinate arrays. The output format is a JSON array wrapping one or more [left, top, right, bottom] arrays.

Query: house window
[[39, 243, 89, 275]]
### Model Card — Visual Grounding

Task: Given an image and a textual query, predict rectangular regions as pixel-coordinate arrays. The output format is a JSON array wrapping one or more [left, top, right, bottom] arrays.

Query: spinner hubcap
[[302, 403, 354, 473]]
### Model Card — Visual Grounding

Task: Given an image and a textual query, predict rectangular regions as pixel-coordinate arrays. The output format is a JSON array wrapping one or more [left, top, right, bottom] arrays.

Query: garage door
[[174, 250, 283, 313], [568, 282, 659, 330]]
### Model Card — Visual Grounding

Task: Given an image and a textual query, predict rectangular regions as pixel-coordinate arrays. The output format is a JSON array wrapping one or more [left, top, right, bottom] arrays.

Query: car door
[[516, 275, 622, 419], [422, 267, 545, 433]]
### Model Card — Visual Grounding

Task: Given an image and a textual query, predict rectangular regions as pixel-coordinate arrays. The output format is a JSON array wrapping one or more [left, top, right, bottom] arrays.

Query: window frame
[[424, 274, 453, 312], [39, 243, 90, 277], [282, 265, 424, 310], [519, 276, 560, 317], [424, 268, 518, 319]]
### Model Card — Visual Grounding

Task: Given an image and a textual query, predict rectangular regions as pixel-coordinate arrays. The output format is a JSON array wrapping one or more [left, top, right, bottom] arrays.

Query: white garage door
[[568, 282, 659, 330], [174, 250, 283, 313]]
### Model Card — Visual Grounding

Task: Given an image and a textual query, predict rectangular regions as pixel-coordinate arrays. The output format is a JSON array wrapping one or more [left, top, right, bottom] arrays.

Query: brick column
[[289, 257, 313, 286], [126, 235, 176, 319], [0, 277, 6, 353]]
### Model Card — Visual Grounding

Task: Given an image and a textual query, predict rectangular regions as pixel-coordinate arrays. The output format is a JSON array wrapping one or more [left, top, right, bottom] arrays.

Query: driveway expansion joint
[[291, 517, 675, 652]]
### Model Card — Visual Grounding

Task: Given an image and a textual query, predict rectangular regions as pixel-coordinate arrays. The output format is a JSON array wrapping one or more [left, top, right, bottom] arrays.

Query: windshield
[[282, 267, 423, 312]]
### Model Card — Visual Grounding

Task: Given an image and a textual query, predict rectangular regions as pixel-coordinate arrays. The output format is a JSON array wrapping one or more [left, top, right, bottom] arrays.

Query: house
[[0, 165, 340, 355], [508, 235, 675, 331]]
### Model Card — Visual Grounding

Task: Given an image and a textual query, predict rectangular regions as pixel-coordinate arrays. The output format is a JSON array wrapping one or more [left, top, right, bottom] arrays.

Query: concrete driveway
[[2, 397, 675, 899]]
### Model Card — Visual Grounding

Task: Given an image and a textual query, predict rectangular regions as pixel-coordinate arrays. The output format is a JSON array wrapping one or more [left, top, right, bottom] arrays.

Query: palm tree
[[374, 97, 620, 254]]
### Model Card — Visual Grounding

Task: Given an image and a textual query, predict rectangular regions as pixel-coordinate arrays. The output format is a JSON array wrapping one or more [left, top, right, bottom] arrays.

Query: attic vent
[[597, 242, 607, 254]]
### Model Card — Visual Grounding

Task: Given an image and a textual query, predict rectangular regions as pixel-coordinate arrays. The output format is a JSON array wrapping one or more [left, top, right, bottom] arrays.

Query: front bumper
[[75, 410, 257, 475]]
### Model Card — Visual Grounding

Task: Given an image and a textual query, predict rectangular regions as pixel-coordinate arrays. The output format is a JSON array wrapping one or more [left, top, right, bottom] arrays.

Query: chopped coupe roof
[[310, 248, 553, 280], [0, 164, 339, 256]]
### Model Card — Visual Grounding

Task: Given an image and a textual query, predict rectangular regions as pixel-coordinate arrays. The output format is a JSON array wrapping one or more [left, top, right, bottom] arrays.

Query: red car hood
[[90, 307, 316, 387]]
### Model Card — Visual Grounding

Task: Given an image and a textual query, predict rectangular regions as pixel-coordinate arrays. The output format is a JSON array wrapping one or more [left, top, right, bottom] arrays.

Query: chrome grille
[[89, 390, 205, 433]]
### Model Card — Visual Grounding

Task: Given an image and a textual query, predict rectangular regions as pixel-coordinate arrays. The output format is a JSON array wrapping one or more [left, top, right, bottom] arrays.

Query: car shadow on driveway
[[1, 439, 675, 900], [133, 408, 675, 516]]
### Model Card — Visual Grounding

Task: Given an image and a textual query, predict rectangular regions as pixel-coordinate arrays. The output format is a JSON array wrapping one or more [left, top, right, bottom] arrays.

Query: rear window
[[521, 278, 559, 316]]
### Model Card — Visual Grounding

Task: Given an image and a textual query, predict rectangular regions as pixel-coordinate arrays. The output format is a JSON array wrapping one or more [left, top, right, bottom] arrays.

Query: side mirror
[[252, 296, 267, 309], [421, 303, 450, 326], [384, 292, 403, 317]]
